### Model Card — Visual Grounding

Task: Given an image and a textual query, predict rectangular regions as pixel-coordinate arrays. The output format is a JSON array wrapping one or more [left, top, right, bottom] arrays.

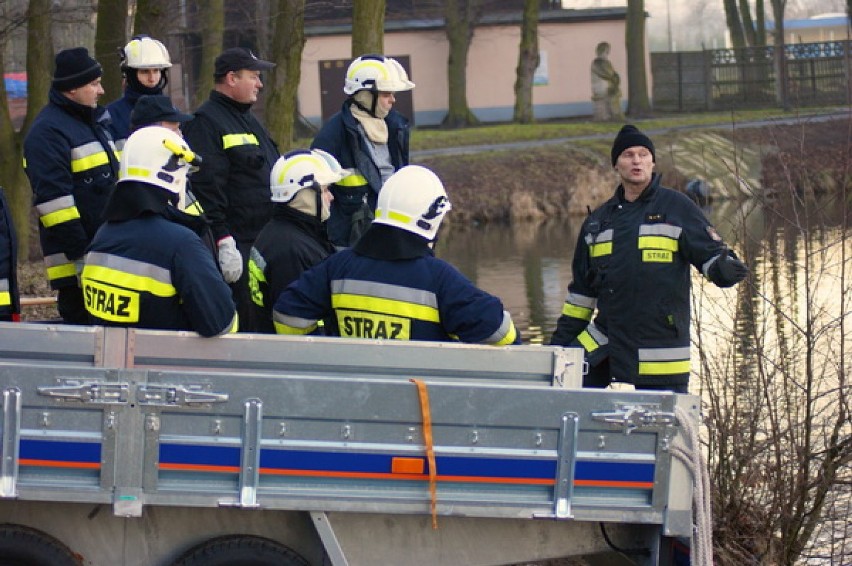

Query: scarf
[[350, 90, 388, 144]]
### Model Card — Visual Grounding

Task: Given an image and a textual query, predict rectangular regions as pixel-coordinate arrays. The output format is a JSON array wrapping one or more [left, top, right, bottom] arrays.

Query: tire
[[0, 524, 80, 566], [170, 535, 311, 566]]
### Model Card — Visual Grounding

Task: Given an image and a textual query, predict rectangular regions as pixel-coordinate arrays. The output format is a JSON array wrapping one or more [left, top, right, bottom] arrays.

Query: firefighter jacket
[[106, 87, 146, 151], [248, 204, 336, 333], [81, 182, 237, 337], [272, 224, 520, 345], [311, 99, 410, 247], [182, 90, 280, 244], [550, 174, 735, 388], [24, 89, 120, 290], [0, 187, 20, 321]]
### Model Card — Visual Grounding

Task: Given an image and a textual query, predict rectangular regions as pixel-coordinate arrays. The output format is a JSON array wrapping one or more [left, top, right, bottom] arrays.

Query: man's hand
[[217, 236, 243, 284], [711, 248, 748, 288]]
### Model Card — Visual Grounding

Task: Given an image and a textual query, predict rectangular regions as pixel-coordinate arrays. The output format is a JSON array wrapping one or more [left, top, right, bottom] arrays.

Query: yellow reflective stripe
[[184, 201, 203, 216], [274, 320, 317, 335], [247, 258, 266, 308], [638, 235, 678, 252], [375, 209, 412, 224], [47, 263, 77, 281], [82, 265, 176, 298], [639, 360, 691, 375], [227, 314, 239, 334], [493, 323, 517, 346], [589, 242, 612, 257], [82, 278, 140, 323], [71, 151, 111, 173], [336, 173, 368, 187], [332, 293, 440, 323], [40, 206, 81, 228], [562, 303, 593, 320], [125, 166, 152, 179], [577, 330, 599, 353], [222, 133, 259, 149], [0, 291, 10, 306]]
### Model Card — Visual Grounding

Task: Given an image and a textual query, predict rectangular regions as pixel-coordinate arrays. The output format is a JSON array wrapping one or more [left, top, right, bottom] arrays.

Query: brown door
[[318, 55, 414, 126]]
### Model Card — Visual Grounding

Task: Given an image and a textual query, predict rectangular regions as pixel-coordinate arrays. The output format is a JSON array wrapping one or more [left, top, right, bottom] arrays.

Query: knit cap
[[611, 124, 655, 165], [52, 47, 103, 91]]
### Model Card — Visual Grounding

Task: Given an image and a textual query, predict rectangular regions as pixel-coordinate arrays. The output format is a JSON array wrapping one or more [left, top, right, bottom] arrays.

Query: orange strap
[[410, 378, 438, 529]]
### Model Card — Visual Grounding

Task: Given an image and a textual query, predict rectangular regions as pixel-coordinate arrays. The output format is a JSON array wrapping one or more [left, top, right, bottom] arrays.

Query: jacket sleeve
[[435, 260, 521, 346], [0, 189, 19, 318], [182, 114, 232, 241], [272, 260, 333, 335], [550, 224, 597, 346], [675, 194, 738, 285], [24, 126, 90, 259], [173, 235, 237, 337]]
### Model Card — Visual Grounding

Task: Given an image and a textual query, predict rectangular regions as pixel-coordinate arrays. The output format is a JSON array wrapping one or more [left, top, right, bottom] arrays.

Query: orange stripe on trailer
[[19, 459, 101, 470]]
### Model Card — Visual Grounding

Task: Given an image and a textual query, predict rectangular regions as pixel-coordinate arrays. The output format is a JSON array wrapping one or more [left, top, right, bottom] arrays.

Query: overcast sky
[[563, 0, 848, 51]]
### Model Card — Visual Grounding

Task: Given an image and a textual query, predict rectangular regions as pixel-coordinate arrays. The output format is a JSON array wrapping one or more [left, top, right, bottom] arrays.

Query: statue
[[590, 42, 624, 121]]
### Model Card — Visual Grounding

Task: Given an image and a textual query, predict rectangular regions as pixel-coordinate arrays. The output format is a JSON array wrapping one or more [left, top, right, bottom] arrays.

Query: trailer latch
[[37, 380, 129, 404], [590, 405, 677, 434], [136, 384, 229, 406]]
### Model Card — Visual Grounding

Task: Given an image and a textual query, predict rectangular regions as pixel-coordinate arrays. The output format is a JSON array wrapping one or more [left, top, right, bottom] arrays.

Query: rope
[[671, 405, 714, 566], [410, 378, 438, 529]]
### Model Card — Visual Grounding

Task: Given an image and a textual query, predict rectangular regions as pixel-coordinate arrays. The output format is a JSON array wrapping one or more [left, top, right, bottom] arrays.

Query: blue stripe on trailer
[[19, 438, 101, 463]]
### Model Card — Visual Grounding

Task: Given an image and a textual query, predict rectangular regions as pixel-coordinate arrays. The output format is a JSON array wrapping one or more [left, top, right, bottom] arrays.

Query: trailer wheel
[[171, 535, 310, 566], [0, 524, 80, 566]]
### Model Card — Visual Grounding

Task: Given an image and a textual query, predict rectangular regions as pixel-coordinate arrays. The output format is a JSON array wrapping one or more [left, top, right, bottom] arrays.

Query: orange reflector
[[391, 457, 425, 475]]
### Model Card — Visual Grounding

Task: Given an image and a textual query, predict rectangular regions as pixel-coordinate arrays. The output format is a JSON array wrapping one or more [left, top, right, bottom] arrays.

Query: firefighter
[[550, 124, 748, 392], [182, 47, 280, 332], [272, 165, 520, 346], [0, 187, 20, 322], [106, 35, 172, 150], [247, 149, 345, 333], [24, 47, 120, 325], [311, 54, 414, 248], [81, 127, 237, 337]]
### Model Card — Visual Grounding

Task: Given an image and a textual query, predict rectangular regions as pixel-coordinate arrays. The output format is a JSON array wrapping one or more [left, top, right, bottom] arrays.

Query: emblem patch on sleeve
[[706, 226, 722, 241]]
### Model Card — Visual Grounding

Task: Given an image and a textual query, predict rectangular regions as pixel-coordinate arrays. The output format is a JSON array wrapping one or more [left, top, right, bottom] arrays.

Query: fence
[[652, 40, 852, 112]]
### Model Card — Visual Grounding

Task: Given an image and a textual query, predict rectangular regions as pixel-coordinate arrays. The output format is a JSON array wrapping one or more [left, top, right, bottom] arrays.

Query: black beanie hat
[[611, 124, 655, 166], [52, 47, 103, 92]]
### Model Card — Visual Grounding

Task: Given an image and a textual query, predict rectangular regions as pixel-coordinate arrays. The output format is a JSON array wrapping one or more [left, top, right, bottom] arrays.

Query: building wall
[[298, 17, 634, 127]]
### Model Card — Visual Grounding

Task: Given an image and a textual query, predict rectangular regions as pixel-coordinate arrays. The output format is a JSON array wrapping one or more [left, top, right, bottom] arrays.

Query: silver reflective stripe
[[638, 347, 691, 361], [272, 311, 316, 329], [249, 247, 267, 272], [639, 224, 682, 238], [483, 310, 514, 344], [566, 291, 596, 309], [330, 279, 439, 308], [71, 141, 107, 161], [0, 279, 8, 292], [36, 195, 76, 216], [44, 253, 72, 267], [85, 251, 173, 286], [702, 254, 720, 277], [586, 322, 609, 345], [584, 228, 613, 245]]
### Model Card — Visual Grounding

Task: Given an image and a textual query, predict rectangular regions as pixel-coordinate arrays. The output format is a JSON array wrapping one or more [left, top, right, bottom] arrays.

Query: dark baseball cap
[[214, 47, 275, 77], [130, 95, 193, 129]]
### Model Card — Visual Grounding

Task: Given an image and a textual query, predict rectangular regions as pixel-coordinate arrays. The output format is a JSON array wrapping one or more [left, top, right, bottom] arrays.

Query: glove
[[217, 236, 243, 284], [710, 248, 748, 288]]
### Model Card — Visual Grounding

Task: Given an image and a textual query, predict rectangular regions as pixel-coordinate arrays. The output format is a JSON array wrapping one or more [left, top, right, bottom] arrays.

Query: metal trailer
[[0, 322, 699, 566]]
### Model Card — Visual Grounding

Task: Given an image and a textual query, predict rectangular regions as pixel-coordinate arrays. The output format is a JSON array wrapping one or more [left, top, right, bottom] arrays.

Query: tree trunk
[[723, 0, 746, 50], [95, 0, 129, 106], [512, 0, 539, 124], [625, 0, 651, 117], [771, 0, 788, 110], [352, 0, 385, 57], [738, 0, 757, 47], [194, 0, 224, 108], [266, 0, 307, 152], [756, 0, 766, 47], [134, 0, 169, 37], [442, 0, 480, 129]]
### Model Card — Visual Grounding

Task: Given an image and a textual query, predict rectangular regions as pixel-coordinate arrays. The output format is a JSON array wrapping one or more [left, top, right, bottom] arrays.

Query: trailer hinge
[[590, 404, 677, 434], [37, 380, 129, 404], [136, 384, 229, 406]]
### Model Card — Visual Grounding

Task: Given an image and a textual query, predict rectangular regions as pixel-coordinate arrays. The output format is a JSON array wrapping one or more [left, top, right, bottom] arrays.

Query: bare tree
[[134, 0, 169, 37], [625, 0, 651, 117], [352, 0, 385, 57], [770, 0, 789, 110], [94, 0, 129, 104], [442, 0, 481, 128], [512, 0, 538, 124], [193, 0, 224, 108], [723, 0, 747, 50], [266, 0, 306, 151]]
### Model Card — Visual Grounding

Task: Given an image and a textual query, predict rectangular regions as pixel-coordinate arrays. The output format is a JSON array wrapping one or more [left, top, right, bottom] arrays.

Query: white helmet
[[120, 36, 172, 69], [373, 165, 451, 241], [119, 126, 200, 204], [343, 55, 415, 95], [270, 149, 346, 203]]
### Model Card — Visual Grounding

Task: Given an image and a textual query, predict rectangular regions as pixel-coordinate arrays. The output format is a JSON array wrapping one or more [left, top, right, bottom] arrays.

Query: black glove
[[710, 248, 748, 288]]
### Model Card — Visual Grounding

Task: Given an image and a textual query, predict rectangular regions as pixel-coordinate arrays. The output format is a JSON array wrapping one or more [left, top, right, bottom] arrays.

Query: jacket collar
[[616, 172, 661, 204], [210, 89, 253, 114], [50, 88, 102, 124], [353, 224, 433, 260]]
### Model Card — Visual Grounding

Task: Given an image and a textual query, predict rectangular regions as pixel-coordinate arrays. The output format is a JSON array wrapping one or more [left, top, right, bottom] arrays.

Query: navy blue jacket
[[311, 99, 410, 247], [24, 89, 119, 289], [106, 87, 146, 149], [0, 187, 19, 321]]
